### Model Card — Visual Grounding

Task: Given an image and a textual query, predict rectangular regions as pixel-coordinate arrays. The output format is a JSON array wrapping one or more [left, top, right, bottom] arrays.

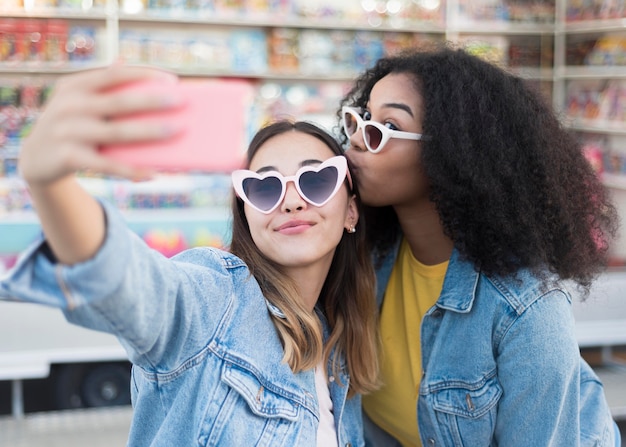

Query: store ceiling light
[[414, 0, 440, 11], [386, 0, 403, 15]]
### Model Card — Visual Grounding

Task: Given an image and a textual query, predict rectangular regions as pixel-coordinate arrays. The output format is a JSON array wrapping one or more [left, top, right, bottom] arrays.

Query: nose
[[280, 181, 306, 212], [347, 127, 367, 153]]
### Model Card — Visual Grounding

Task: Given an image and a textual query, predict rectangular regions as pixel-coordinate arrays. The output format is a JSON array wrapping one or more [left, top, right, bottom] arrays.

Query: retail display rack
[[0, 0, 625, 264]]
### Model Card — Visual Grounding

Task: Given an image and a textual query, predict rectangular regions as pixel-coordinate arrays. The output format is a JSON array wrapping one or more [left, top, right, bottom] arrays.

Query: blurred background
[[0, 0, 625, 445]]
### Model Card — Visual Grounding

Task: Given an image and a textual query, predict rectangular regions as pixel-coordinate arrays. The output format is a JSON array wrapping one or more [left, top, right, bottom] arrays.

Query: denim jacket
[[0, 202, 364, 447], [365, 243, 617, 447]]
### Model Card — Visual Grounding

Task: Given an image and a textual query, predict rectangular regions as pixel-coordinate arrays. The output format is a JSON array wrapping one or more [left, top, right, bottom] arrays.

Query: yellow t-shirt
[[363, 239, 448, 447]]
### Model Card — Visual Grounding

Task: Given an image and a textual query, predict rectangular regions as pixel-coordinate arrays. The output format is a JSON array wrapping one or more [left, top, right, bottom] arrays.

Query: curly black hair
[[337, 43, 619, 290]]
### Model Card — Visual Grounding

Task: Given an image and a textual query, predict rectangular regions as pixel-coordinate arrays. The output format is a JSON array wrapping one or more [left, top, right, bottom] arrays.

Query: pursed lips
[[275, 220, 315, 234], [345, 155, 360, 172]]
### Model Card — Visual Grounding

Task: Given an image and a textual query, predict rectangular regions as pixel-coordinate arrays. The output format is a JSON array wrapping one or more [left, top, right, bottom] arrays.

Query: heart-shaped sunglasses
[[232, 156, 352, 214], [342, 106, 429, 153]]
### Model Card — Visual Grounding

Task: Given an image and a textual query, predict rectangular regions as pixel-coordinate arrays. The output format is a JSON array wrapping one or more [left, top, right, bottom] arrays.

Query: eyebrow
[[256, 158, 322, 174], [381, 102, 414, 118]]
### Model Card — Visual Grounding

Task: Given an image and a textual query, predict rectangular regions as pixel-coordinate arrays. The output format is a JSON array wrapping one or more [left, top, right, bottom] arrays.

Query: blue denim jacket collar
[[375, 239, 478, 314]]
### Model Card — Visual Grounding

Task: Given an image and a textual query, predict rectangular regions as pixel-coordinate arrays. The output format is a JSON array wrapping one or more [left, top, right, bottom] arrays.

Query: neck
[[394, 200, 453, 265], [284, 263, 330, 312]]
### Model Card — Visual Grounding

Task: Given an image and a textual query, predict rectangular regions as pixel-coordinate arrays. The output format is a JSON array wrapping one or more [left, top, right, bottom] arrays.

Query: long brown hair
[[230, 120, 379, 396]]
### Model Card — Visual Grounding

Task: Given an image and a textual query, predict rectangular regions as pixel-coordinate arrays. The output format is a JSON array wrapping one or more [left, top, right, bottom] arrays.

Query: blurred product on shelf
[[0, 0, 619, 28], [457, 0, 555, 22], [0, 173, 234, 214], [0, 0, 108, 11], [0, 18, 98, 67], [267, 27, 299, 73], [0, 173, 233, 258], [567, 34, 626, 66], [0, 81, 48, 177], [586, 34, 626, 66], [117, 0, 445, 24], [567, 37, 601, 64], [582, 133, 626, 176], [459, 35, 510, 65], [509, 40, 554, 67], [566, 0, 626, 21], [434, 34, 554, 69], [141, 226, 226, 257], [142, 228, 188, 257], [0, 253, 18, 273], [583, 136, 606, 172], [604, 148, 626, 176], [118, 26, 440, 76], [566, 79, 626, 124], [229, 29, 268, 73], [0, 177, 30, 214]]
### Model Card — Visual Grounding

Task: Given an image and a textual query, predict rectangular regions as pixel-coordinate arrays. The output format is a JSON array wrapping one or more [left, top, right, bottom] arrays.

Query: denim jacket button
[[431, 309, 442, 318], [427, 439, 436, 446], [344, 444, 352, 447]]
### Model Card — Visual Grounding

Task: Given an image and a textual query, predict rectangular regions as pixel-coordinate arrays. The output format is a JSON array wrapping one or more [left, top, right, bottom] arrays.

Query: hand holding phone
[[100, 79, 253, 173]]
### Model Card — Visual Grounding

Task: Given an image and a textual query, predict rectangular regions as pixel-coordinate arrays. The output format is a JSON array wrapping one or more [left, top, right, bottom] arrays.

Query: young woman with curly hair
[[337, 43, 621, 447]]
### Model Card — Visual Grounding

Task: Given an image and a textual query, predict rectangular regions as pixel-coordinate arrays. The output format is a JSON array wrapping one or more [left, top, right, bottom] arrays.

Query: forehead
[[249, 131, 336, 173], [368, 72, 422, 110]]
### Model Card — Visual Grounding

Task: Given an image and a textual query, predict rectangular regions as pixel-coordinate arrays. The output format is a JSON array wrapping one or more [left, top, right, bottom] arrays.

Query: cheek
[[365, 147, 419, 177], [358, 152, 425, 204], [327, 206, 349, 229], [245, 211, 268, 243]]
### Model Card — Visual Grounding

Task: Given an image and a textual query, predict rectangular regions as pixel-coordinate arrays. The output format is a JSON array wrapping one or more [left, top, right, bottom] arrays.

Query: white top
[[315, 360, 339, 447]]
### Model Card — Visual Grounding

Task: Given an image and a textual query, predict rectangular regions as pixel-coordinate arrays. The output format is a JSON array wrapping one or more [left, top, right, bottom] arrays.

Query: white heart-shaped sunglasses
[[342, 106, 429, 153], [232, 155, 352, 214]]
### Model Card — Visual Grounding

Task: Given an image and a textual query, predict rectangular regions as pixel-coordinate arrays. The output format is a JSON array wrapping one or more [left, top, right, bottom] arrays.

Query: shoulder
[[442, 251, 572, 331], [440, 250, 570, 317], [482, 268, 570, 316], [479, 270, 579, 362], [172, 247, 248, 271]]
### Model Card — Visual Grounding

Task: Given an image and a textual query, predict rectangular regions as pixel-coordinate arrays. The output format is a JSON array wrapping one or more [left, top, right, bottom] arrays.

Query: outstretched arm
[[19, 64, 182, 265]]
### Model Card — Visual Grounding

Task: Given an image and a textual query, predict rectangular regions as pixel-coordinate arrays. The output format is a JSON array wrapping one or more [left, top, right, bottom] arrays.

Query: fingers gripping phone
[[100, 78, 253, 173]]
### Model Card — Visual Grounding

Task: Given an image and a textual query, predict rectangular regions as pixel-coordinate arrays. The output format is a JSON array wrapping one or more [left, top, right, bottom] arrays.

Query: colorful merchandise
[[566, 0, 625, 21], [0, 18, 96, 66], [585, 34, 626, 66]]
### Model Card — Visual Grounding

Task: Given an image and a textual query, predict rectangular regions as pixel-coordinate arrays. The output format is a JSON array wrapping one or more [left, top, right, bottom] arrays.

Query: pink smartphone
[[99, 78, 253, 172]]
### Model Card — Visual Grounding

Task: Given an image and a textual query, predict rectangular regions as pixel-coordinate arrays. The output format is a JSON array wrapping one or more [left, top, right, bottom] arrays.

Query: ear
[[344, 194, 359, 232]]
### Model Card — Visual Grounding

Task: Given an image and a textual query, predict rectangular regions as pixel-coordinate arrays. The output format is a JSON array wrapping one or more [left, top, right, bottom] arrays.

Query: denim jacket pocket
[[427, 376, 502, 446], [221, 362, 301, 420], [198, 361, 305, 447]]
